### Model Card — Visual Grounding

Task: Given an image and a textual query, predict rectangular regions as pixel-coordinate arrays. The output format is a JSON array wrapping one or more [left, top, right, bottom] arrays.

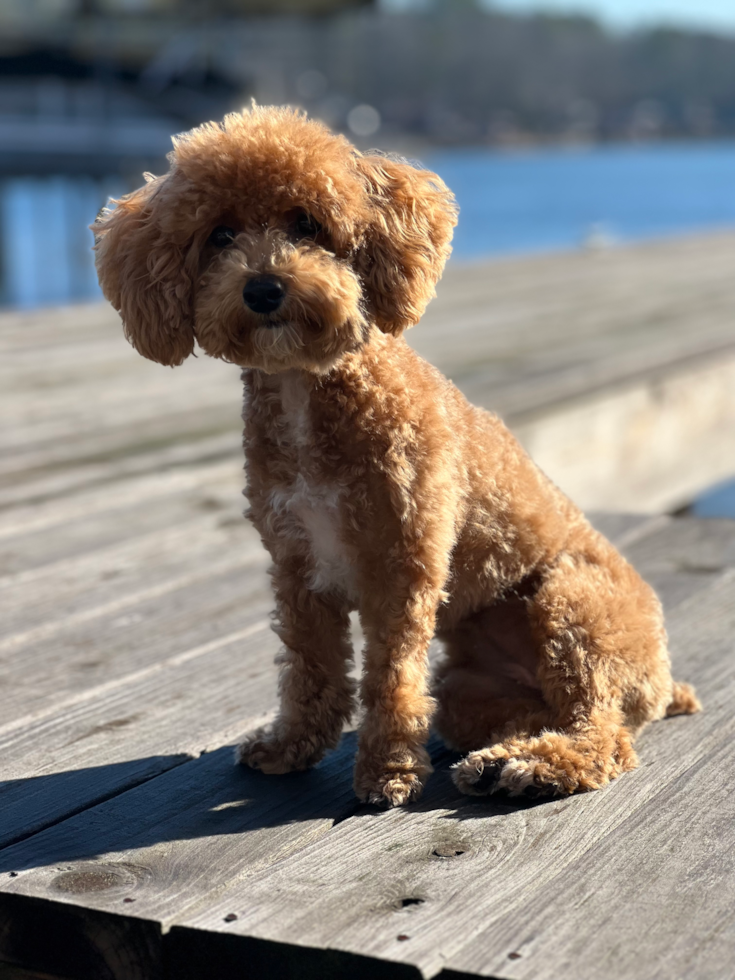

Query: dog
[[92, 105, 699, 807]]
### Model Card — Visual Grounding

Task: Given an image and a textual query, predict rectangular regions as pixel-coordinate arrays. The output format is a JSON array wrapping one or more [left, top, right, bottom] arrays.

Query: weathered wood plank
[[514, 352, 735, 512], [0, 462, 244, 576], [0, 510, 665, 744], [0, 512, 263, 647], [0, 563, 271, 728], [622, 515, 735, 610], [0, 401, 238, 483], [0, 460, 236, 536], [623, 516, 735, 572], [165, 561, 735, 979], [587, 513, 668, 550], [0, 433, 240, 513], [0, 893, 161, 980], [0, 736, 364, 980], [0, 522, 724, 980], [413, 232, 735, 418], [0, 619, 277, 848], [0, 513, 667, 858]]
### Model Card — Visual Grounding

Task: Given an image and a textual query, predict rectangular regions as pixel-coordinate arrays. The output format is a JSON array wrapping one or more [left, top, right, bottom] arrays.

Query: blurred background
[[2, 0, 734, 514], [2, 0, 735, 306]]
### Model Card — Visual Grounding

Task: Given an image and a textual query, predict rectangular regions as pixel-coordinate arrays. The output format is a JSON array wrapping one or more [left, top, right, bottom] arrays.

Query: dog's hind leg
[[434, 595, 551, 753], [237, 556, 356, 774], [453, 549, 685, 798], [453, 709, 638, 797]]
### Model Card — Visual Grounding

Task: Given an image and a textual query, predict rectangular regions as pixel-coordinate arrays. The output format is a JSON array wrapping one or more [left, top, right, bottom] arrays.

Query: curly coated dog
[[93, 105, 699, 807]]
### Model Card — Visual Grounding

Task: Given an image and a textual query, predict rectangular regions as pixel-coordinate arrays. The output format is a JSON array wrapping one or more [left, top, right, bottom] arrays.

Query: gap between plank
[[0, 756, 197, 855]]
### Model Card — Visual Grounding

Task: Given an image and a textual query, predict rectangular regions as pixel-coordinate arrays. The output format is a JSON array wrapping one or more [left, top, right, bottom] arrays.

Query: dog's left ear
[[356, 155, 458, 336], [92, 174, 196, 367]]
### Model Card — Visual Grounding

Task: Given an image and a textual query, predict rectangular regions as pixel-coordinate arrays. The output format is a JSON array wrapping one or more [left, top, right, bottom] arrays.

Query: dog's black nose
[[243, 276, 286, 315]]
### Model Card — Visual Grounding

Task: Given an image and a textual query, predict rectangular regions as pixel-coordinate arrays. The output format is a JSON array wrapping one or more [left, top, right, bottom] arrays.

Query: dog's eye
[[209, 226, 236, 248], [292, 210, 321, 240]]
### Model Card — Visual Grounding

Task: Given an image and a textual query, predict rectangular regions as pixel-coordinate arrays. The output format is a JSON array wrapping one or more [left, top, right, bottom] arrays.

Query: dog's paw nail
[[368, 792, 392, 809], [454, 756, 506, 796], [474, 759, 505, 793], [359, 770, 425, 808]]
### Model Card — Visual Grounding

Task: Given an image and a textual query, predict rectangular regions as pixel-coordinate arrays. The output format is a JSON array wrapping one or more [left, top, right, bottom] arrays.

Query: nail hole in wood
[[432, 845, 466, 858], [397, 934, 410, 942], [508, 952, 522, 960], [400, 897, 424, 908], [224, 913, 238, 922]]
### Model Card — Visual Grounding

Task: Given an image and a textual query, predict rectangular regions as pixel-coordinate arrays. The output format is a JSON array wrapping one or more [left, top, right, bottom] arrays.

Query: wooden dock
[[1, 231, 734, 979]]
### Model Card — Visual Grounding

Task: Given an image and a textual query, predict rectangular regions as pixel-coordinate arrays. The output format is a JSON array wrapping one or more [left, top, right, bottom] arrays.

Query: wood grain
[[0, 513, 264, 648], [0, 463, 245, 577], [168, 561, 735, 979], [0, 525, 723, 980], [0, 620, 277, 848]]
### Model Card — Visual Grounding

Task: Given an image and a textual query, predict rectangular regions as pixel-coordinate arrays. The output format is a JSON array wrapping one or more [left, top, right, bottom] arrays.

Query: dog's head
[[92, 106, 457, 373]]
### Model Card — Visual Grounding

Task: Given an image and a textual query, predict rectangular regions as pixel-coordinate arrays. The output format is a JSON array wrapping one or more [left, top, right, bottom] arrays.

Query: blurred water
[[428, 140, 735, 259], [0, 176, 123, 309], [690, 478, 735, 519], [1, 140, 734, 307]]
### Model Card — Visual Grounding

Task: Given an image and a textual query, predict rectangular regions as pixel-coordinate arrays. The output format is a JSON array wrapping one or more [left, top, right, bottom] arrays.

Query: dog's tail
[[666, 681, 701, 716]]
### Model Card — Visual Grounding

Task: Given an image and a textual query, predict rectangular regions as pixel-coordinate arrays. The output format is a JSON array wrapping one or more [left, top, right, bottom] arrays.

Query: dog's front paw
[[236, 724, 328, 774], [354, 748, 432, 808]]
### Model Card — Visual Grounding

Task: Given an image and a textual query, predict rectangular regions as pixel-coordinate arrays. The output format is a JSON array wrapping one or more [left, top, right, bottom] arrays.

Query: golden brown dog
[[93, 105, 699, 807]]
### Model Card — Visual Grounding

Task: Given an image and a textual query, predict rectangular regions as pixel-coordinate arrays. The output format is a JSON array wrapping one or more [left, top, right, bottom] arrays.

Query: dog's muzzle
[[243, 275, 286, 316]]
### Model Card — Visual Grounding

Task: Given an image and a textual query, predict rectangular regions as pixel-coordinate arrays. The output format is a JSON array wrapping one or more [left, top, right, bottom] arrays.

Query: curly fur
[[93, 105, 699, 807]]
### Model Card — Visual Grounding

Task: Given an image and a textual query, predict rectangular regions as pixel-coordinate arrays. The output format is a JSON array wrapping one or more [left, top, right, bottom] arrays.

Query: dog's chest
[[268, 372, 357, 598]]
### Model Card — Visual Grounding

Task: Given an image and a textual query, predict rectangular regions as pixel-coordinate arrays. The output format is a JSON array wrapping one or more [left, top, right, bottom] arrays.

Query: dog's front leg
[[354, 582, 440, 807], [237, 558, 356, 774]]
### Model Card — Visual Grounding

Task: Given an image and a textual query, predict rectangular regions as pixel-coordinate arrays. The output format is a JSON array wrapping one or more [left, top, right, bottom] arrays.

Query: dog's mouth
[[249, 319, 306, 362], [255, 313, 283, 330]]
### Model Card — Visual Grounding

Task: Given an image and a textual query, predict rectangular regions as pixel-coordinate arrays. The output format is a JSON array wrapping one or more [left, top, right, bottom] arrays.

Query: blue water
[[427, 140, 735, 259], [690, 478, 735, 519], [0, 176, 123, 309], [1, 141, 734, 307]]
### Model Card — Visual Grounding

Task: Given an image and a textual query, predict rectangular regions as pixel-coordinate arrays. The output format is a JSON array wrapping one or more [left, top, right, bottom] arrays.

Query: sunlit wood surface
[[0, 231, 734, 979]]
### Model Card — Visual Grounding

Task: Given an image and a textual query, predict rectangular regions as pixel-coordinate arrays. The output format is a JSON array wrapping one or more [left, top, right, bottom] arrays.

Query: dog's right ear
[[92, 175, 195, 367]]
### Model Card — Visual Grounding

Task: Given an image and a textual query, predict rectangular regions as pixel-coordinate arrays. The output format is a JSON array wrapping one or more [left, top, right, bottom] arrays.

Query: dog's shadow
[[0, 733, 557, 874]]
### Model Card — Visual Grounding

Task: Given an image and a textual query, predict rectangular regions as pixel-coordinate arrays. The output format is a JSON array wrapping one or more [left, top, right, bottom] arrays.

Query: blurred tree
[[1, 1, 734, 146]]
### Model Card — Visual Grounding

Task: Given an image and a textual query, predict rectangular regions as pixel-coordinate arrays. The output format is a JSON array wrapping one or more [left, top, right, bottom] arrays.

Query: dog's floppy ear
[[356, 155, 458, 336], [92, 175, 195, 367]]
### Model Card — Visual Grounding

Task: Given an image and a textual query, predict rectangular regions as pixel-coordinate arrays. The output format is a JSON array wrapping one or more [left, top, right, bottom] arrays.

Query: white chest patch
[[269, 372, 358, 600]]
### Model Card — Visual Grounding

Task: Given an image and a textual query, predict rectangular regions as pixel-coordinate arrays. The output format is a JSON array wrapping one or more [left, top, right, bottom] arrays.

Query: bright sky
[[382, 0, 735, 34], [492, 0, 735, 32]]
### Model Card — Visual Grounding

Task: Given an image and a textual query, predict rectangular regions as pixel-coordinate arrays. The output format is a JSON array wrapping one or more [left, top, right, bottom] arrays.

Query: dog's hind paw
[[453, 750, 561, 799]]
